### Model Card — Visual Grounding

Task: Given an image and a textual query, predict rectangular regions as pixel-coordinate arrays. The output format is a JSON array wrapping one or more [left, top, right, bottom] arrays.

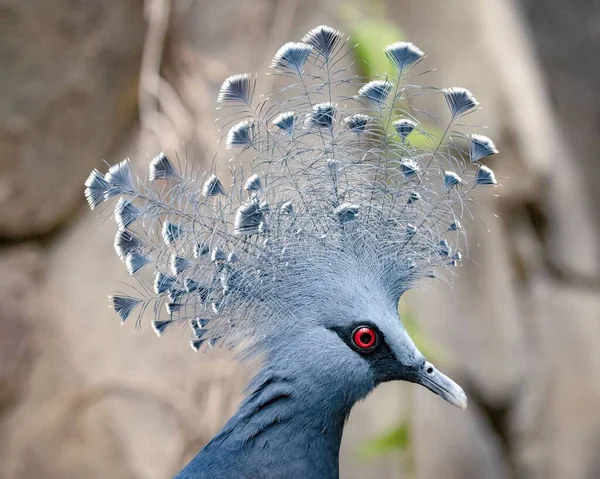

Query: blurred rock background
[[1, 0, 599, 478]]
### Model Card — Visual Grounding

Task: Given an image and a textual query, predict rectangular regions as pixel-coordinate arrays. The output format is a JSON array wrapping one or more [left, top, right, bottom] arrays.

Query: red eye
[[352, 326, 377, 350]]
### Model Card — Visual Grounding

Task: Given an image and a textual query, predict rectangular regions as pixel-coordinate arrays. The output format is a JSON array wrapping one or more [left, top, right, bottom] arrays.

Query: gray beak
[[385, 323, 467, 409], [415, 361, 468, 410]]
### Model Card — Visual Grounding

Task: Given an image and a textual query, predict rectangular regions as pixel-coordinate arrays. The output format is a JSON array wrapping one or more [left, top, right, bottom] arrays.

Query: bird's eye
[[351, 326, 378, 351]]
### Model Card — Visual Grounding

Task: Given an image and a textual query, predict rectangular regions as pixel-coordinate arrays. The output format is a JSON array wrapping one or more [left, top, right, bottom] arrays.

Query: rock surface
[[0, 0, 145, 240]]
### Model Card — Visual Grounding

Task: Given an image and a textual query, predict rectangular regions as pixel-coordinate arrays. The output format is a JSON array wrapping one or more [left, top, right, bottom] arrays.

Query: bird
[[85, 24, 499, 479]]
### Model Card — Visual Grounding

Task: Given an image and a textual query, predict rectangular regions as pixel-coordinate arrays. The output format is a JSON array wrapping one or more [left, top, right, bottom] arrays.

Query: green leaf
[[350, 20, 405, 79], [360, 418, 411, 459], [401, 311, 437, 362], [349, 20, 442, 148], [405, 123, 440, 150]]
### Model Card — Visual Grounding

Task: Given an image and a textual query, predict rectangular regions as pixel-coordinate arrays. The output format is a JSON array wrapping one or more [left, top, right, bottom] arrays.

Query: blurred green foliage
[[348, 18, 440, 149], [350, 20, 404, 79], [402, 310, 442, 363], [360, 417, 411, 459]]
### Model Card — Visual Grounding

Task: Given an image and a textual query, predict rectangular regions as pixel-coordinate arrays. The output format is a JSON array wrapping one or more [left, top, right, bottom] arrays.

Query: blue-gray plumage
[[176, 316, 466, 478], [85, 24, 499, 478]]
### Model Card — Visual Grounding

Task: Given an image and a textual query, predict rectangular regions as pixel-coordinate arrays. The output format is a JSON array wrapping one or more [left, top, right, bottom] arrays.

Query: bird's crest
[[85, 25, 499, 356]]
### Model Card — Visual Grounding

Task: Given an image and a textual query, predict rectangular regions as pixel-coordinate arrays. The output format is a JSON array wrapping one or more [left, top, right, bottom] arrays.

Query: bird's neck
[[178, 362, 369, 479]]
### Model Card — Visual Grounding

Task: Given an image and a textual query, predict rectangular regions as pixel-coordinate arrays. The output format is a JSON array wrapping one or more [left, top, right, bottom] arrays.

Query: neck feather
[[176, 359, 370, 479]]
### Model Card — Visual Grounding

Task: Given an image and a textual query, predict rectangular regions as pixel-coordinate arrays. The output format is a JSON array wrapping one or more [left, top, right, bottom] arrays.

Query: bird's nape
[[85, 23, 499, 478]]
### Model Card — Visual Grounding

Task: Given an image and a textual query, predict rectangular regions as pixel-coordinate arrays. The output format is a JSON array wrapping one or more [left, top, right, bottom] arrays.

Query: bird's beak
[[413, 363, 468, 410], [385, 324, 467, 409]]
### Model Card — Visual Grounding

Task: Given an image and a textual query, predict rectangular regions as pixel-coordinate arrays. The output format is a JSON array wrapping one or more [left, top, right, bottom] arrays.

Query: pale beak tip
[[453, 390, 468, 410]]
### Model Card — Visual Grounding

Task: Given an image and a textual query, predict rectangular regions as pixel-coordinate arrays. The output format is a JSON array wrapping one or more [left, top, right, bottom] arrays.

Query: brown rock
[[0, 0, 145, 240], [0, 245, 42, 410]]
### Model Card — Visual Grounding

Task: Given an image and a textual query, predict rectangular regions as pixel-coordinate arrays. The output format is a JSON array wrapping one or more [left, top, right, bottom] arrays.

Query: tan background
[[1, 0, 600, 478]]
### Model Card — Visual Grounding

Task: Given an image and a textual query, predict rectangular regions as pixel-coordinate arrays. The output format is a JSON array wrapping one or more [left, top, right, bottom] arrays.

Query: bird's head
[[324, 310, 467, 410], [85, 23, 498, 443], [257, 249, 467, 413]]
